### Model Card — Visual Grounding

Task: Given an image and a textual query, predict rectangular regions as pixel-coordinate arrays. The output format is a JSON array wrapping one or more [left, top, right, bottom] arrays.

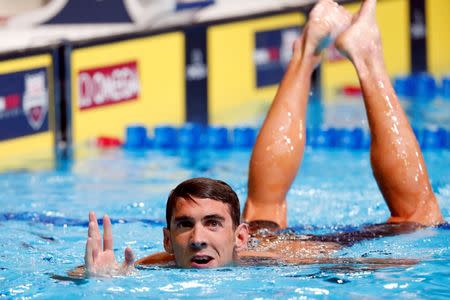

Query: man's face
[[163, 197, 249, 268]]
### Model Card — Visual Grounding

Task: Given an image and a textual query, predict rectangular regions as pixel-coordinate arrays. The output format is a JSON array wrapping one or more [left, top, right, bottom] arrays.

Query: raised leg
[[243, 0, 351, 228], [336, 0, 443, 226]]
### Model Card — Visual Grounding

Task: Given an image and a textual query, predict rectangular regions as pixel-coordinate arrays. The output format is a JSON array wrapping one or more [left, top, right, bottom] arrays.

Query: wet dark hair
[[166, 178, 241, 229]]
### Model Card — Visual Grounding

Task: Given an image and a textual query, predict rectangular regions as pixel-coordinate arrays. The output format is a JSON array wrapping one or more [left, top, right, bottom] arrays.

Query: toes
[[359, 0, 377, 20]]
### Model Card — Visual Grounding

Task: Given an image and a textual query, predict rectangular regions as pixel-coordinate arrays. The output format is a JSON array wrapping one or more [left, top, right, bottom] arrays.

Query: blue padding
[[394, 75, 414, 97], [154, 126, 178, 148], [421, 127, 447, 149], [308, 128, 335, 148], [125, 125, 147, 148], [442, 76, 450, 99], [208, 126, 230, 149], [413, 73, 437, 99], [446, 130, 450, 149], [144, 138, 154, 148], [178, 123, 207, 148], [335, 128, 365, 149], [124, 124, 449, 150], [413, 127, 422, 146], [233, 127, 256, 148], [361, 130, 371, 149]]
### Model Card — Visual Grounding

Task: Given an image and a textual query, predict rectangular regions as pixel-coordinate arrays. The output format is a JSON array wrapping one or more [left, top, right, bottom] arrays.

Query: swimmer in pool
[[72, 0, 444, 277]]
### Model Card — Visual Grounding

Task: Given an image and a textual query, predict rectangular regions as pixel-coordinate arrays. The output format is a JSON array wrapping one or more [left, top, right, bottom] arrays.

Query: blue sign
[[45, 0, 133, 24], [0, 68, 49, 141], [255, 26, 301, 87]]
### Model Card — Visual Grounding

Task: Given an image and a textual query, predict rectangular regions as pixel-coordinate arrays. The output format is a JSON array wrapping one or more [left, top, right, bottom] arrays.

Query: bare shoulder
[[135, 251, 175, 266]]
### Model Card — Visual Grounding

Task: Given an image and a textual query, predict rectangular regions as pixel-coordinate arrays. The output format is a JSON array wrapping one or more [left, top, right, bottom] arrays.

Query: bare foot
[[336, 0, 382, 62], [302, 0, 351, 58]]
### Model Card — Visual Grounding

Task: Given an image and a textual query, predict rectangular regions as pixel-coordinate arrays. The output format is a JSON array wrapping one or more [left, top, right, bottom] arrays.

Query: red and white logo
[[22, 72, 48, 130], [0, 94, 20, 115], [78, 61, 140, 110]]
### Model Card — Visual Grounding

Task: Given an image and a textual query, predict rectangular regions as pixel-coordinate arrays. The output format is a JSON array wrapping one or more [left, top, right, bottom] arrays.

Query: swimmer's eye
[[205, 219, 223, 228], [176, 221, 194, 228]]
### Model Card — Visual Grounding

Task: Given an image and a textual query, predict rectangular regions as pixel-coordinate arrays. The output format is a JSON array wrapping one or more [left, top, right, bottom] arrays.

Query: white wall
[[0, 0, 49, 17]]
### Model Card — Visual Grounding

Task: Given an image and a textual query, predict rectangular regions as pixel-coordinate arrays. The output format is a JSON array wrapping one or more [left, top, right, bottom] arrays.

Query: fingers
[[85, 237, 94, 268], [88, 212, 115, 252], [103, 214, 114, 251], [88, 215, 102, 251], [92, 247, 99, 262]]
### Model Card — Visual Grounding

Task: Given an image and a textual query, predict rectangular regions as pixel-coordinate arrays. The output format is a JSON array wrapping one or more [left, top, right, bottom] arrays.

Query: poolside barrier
[[122, 124, 450, 150], [442, 76, 450, 99]]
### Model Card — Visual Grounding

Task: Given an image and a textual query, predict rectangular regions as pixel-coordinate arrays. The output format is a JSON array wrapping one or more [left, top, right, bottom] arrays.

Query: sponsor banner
[[71, 32, 184, 146], [254, 26, 301, 87], [78, 61, 140, 110], [208, 12, 304, 124], [0, 68, 49, 141]]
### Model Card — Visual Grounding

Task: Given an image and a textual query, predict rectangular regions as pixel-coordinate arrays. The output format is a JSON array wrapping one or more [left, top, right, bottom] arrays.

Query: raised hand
[[84, 212, 135, 277]]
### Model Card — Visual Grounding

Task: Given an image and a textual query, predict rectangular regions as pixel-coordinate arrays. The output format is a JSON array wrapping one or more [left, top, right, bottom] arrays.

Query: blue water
[[0, 145, 449, 299], [1, 96, 450, 299]]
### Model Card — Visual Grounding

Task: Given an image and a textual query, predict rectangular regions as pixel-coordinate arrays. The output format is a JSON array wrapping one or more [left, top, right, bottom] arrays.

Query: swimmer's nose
[[190, 226, 208, 250], [190, 241, 207, 250]]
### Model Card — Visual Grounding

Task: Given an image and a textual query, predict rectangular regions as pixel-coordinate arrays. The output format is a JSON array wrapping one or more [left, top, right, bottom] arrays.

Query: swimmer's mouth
[[190, 255, 214, 268]]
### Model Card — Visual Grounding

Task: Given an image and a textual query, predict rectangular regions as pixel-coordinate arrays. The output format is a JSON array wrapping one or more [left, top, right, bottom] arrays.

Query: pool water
[[0, 142, 449, 299]]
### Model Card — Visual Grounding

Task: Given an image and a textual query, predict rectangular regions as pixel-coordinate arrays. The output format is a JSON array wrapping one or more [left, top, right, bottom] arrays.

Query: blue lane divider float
[[442, 76, 450, 99], [208, 126, 230, 149], [124, 125, 147, 148], [233, 127, 257, 148], [415, 73, 437, 99], [124, 124, 450, 150], [394, 73, 450, 100], [415, 127, 448, 149]]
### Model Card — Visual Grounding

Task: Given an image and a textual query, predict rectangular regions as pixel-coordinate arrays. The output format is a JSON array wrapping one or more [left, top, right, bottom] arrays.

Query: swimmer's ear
[[163, 228, 174, 254], [234, 223, 250, 251]]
